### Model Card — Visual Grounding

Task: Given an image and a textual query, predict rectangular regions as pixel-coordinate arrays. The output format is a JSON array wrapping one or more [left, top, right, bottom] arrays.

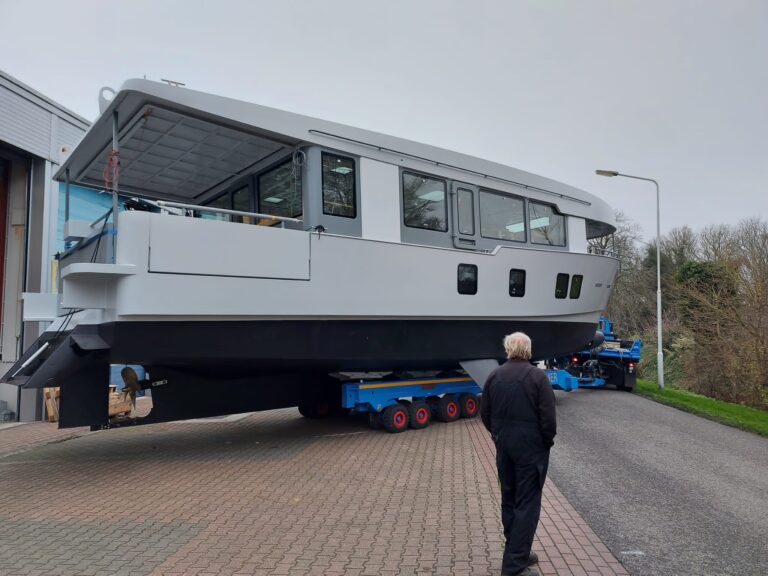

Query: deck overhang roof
[[55, 85, 299, 203], [57, 79, 617, 237]]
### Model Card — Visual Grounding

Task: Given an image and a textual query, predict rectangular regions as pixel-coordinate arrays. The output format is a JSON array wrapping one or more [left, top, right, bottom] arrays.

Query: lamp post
[[596, 170, 664, 389]]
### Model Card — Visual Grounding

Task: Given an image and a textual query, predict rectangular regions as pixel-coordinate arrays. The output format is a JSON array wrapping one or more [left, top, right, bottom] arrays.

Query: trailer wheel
[[459, 394, 479, 418], [298, 400, 331, 419], [298, 403, 314, 418], [382, 403, 410, 433], [436, 395, 460, 422], [619, 369, 636, 392], [408, 401, 431, 429], [314, 401, 331, 418], [368, 411, 382, 430]]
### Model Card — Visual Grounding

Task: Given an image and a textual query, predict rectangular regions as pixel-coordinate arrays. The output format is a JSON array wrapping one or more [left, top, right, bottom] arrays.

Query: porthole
[[555, 273, 569, 299], [509, 269, 526, 297], [458, 264, 478, 295], [570, 275, 583, 299]]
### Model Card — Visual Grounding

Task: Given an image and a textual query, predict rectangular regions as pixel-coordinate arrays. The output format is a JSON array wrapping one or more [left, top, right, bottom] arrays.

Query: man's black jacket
[[480, 359, 557, 449]]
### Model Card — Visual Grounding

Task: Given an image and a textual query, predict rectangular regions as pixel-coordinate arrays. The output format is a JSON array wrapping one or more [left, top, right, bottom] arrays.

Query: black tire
[[298, 400, 331, 419], [408, 401, 431, 429], [314, 400, 331, 418], [459, 394, 480, 418], [368, 411, 382, 429], [622, 369, 637, 392], [436, 395, 460, 422], [298, 403, 315, 418], [382, 403, 410, 433]]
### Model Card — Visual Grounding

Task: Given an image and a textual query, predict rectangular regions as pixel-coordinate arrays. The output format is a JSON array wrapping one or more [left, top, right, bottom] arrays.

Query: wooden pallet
[[44, 387, 60, 422], [108, 386, 133, 417], [43, 386, 132, 421]]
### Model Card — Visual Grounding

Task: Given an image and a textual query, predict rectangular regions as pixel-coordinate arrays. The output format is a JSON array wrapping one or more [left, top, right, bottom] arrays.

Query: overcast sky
[[1, 0, 765, 241]]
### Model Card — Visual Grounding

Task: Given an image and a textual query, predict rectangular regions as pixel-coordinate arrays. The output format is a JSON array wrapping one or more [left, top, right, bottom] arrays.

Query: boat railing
[[587, 245, 619, 258], [90, 207, 113, 228], [155, 201, 303, 228]]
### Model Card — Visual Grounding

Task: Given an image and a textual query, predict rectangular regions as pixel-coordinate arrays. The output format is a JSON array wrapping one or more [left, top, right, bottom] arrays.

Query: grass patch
[[635, 379, 768, 437]]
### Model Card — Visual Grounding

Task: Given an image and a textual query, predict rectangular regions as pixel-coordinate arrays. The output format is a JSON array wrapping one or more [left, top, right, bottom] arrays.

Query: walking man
[[481, 332, 557, 576]]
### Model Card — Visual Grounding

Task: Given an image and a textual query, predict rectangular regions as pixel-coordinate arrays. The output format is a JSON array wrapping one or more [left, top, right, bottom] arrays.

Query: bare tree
[[602, 214, 767, 408], [662, 226, 699, 270]]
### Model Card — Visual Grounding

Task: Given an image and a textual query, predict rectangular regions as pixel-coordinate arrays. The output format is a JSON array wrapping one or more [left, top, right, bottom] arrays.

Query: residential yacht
[[2, 79, 619, 427]]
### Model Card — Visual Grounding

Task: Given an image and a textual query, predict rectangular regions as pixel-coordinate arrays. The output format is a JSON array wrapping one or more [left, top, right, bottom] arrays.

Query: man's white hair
[[503, 332, 532, 360]]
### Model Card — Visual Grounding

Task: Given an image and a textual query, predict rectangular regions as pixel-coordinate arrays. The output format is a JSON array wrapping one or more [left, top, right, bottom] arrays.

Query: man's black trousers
[[495, 428, 550, 575]]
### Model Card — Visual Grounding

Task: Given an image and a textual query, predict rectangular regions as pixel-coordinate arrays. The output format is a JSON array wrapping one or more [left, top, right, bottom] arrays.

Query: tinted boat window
[[479, 190, 526, 242], [530, 201, 566, 246], [457, 264, 478, 295], [555, 273, 570, 299], [201, 193, 230, 221], [509, 269, 526, 297], [259, 160, 302, 218], [322, 153, 356, 218], [457, 188, 475, 235], [402, 172, 447, 231], [570, 274, 583, 299]]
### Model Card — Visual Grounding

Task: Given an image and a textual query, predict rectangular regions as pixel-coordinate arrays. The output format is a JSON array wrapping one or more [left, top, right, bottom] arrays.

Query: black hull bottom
[[104, 318, 597, 371], [5, 318, 597, 427]]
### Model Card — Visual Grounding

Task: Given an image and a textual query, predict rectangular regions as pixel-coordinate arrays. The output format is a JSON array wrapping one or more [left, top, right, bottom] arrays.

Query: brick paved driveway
[[0, 405, 627, 576]]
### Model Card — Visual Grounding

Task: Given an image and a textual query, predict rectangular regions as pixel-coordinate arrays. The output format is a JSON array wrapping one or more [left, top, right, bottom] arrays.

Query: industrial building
[[0, 70, 89, 421]]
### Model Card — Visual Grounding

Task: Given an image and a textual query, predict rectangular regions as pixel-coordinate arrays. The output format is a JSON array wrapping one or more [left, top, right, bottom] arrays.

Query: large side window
[[555, 273, 570, 299], [479, 190, 526, 242], [322, 153, 356, 218], [457, 264, 478, 295], [457, 188, 475, 235], [402, 172, 447, 231], [509, 269, 526, 297], [258, 160, 302, 218], [232, 186, 252, 224], [530, 201, 566, 246]]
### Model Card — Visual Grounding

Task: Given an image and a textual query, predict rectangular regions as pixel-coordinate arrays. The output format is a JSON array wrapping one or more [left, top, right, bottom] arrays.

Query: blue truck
[[564, 317, 642, 392]]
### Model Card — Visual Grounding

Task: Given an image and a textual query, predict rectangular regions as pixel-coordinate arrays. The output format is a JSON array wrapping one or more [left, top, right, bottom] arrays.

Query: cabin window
[[232, 186, 252, 224], [570, 274, 583, 299], [530, 201, 566, 246], [555, 273, 570, 299], [322, 153, 356, 218], [509, 269, 526, 297], [479, 190, 526, 242], [457, 188, 475, 235], [402, 172, 448, 231], [258, 160, 302, 218], [457, 264, 478, 295], [201, 193, 230, 221]]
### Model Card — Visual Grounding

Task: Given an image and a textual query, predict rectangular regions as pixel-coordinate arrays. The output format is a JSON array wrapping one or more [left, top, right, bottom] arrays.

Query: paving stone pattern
[[0, 405, 628, 575]]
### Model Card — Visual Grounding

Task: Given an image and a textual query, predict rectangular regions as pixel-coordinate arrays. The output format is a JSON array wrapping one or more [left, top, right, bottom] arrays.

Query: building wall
[[0, 70, 89, 421]]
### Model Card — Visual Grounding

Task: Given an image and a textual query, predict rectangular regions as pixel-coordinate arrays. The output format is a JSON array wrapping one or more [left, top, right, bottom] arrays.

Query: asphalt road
[[548, 388, 768, 576]]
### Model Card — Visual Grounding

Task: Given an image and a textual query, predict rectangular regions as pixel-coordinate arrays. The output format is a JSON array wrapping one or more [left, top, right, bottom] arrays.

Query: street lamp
[[596, 169, 664, 390]]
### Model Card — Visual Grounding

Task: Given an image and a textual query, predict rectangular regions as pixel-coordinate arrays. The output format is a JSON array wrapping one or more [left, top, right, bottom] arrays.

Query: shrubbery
[[592, 215, 768, 410]]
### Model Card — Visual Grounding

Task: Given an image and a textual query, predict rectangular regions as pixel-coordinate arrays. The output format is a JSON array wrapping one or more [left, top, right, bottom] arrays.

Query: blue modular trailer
[[342, 376, 482, 433], [342, 368, 608, 433]]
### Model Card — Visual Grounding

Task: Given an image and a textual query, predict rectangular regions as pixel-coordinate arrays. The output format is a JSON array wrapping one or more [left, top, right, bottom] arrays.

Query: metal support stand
[[111, 111, 119, 262], [64, 168, 70, 222]]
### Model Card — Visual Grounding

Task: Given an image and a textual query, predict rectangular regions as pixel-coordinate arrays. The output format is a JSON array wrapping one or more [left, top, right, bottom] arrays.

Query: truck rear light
[[572, 356, 579, 364]]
